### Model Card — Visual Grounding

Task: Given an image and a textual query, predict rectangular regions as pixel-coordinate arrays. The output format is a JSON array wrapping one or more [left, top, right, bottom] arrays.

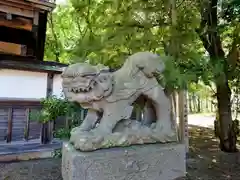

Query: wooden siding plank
[[0, 106, 42, 142], [12, 108, 26, 116], [28, 121, 41, 140], [11, 108, 26, 141], [28, 108, 41, 141]]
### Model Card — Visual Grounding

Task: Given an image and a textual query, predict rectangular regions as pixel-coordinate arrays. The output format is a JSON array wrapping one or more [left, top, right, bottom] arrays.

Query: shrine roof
[[0, 54, 67, 74]]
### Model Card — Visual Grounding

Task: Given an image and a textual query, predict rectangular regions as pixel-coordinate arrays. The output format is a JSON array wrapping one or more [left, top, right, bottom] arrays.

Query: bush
[[30, 95, 84, 140], [29, 95, 86, 158]]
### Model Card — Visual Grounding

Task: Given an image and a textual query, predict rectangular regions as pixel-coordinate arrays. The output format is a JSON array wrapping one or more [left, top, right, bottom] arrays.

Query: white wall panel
[[0, 69, 48, 99]]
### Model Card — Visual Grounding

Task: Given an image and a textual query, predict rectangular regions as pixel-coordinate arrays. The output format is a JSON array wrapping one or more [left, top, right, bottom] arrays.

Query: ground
[[1, 114, 240, 180], [0, 158, 62, 180]]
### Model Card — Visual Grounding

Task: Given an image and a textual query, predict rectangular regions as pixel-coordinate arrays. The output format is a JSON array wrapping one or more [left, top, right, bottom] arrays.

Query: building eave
[[0, 55, 67, 74], [1, 0, 56, 14]]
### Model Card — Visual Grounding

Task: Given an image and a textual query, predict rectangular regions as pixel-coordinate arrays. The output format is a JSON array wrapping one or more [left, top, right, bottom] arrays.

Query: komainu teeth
[[68, 86, 93, 93]]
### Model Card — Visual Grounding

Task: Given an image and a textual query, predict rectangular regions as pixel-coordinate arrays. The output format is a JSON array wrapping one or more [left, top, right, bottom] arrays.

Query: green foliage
[[30, 96, 68, 123], [53, 128, 72, 140], [30, 95, 84, 158], [222, 0, 240, 22], [44, 0, 239, 114], [45, 0, 207, 88], [30, 95, 82, 124], [52, 149, 62, 158]]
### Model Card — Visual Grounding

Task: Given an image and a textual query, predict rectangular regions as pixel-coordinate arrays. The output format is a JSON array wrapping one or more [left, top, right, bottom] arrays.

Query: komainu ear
[[97, 73, 112, 83], [95, 73, 113, 97]]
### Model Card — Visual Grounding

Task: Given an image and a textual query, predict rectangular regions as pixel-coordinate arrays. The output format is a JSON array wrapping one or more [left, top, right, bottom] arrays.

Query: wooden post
[[6, 108, 13, 143], [47, 73, 54, 143], [178, 90, 189, 153], [24, 108, 30, 141], [41, 73, 54, 144], [32, 10, 39, 59], [168, 91, 178, 140]]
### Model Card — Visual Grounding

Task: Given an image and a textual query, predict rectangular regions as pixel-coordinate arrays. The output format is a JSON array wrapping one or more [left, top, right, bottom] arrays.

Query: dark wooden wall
[[0, 100, 88, 144], [0, 108, 8, 141], [0, 101, 42, 143]]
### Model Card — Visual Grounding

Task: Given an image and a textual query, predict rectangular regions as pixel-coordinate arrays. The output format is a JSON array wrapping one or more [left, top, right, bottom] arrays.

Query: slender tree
[[196, 0, 240, 152]]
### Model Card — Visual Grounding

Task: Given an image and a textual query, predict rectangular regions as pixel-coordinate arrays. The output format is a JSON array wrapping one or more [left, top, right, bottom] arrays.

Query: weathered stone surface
[[62, 52, 178, 151], [62, 142, 186, 180], [70, 120, 177, 151]]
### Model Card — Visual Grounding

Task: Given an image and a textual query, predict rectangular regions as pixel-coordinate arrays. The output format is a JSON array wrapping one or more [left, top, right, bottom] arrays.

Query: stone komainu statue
[[62, 52, 177, 151]]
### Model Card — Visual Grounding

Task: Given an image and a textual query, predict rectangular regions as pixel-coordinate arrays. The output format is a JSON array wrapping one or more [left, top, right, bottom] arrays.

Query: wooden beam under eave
[[25, 0, 56, 10], [32, 4, 53, 12], [0, 4, 34, 18], [0, 41, 22, 55], [2, 0, 56, 14], [0, 15, 33, 31], [0, 0, 34, 11], [33, 11, 39, 26]]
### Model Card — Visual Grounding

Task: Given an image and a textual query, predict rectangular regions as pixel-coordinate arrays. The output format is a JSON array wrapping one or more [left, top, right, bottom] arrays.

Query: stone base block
[[62, 142, 186, 180]]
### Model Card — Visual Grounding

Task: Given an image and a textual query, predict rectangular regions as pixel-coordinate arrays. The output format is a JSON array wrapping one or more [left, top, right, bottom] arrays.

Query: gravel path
[[0, 159, 62, 180]]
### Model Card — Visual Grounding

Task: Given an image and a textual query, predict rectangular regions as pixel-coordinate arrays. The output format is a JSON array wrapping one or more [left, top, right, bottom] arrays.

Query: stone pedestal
[[62, 143, 186, 180]]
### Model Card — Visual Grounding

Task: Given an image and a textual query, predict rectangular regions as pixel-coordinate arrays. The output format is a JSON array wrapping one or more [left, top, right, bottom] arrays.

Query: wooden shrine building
[[0, 0, 67, 152]]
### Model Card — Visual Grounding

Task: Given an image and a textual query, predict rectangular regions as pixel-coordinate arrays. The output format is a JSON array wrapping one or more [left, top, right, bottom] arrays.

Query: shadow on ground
[[184, 125, 240, 180], [1, 125, 240, 180]]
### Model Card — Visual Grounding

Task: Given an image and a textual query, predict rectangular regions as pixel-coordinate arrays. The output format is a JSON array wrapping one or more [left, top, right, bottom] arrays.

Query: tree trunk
[[216, 80, 237, 152], [205, 97, 208, 111], [189, 94, 193, 113], [197, 95, 201, 113], [192, 93, 197, 112], [197, 0, 237, 152]]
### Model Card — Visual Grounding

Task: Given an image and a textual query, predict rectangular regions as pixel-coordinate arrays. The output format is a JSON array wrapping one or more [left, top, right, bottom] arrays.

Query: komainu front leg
[[70, 109, 100, 150], [94, 104, 134, 135], [72, 109, 99, 133], [71, 104, 133, 151]]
